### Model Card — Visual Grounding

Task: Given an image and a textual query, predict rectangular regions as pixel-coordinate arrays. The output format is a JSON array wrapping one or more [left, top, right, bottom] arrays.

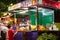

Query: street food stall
[[10, 8, 54, 31], [9, 8, 54, 40]]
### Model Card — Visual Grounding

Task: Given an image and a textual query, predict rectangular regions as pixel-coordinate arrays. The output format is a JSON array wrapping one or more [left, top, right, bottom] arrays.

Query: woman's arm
[[6, 31, 9, 40]]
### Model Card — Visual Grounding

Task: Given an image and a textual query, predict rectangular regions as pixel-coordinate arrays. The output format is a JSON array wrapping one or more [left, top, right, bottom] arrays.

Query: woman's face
[[3, 21, 8, 26]]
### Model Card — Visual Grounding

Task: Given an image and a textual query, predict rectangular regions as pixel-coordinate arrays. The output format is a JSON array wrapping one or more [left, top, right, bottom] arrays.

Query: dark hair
[[7, 24, 11, 29], [1, 18, 4, 20]]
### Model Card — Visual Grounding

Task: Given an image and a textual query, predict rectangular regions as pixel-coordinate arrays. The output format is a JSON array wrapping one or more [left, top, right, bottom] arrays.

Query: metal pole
[[36, 0, 39, 31], [14, 13, 16, 26], [14, 13, 16, 18]]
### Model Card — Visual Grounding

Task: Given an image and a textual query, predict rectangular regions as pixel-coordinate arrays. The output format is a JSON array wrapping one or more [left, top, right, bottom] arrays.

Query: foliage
[[0, 0, 16, 12], [0, 0, 25, 12], [37, 33, 57, 40], [0, 2, 8, 12], [0, 0, 16, 5]]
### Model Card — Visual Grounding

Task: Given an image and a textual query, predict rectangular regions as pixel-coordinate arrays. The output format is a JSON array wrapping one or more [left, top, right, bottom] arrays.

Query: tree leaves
[[0, 2, 8, 12], [0, 0, 16, 12]]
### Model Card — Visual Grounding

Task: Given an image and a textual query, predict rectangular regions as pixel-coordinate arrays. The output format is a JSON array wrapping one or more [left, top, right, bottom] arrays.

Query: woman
[[6, 24, 14, 40]]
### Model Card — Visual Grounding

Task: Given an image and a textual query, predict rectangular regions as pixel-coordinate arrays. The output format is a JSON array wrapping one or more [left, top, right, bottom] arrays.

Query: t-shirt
[[0, 23, 8, 32], [8, 29, 14, 40], [12, 26, 16, 30]]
